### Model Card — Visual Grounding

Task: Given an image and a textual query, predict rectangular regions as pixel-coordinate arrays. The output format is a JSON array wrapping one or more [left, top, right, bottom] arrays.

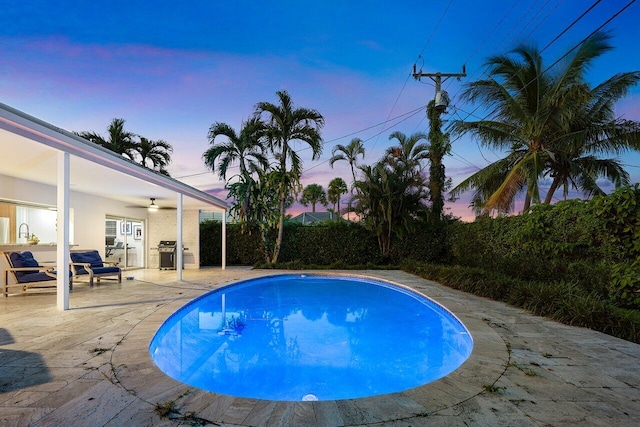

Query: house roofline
[[0, 101, 227, 210]]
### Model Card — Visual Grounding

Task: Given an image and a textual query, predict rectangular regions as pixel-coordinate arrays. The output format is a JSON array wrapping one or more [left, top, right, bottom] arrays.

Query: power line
[[436, 0, 638, 207], [540, 0, 602, 53], [543, 0, 636, 74], [445, 0, 559, 95], [304, 107, 426, 174], [175, 104, 428, 180], [446, 0, 596, 105], [370, 0, 454, 151], [446, 0, 635, 147]]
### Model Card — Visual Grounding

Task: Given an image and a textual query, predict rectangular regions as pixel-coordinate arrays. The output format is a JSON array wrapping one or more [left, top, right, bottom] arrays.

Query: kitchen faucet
[[18, 223, 30, 239]]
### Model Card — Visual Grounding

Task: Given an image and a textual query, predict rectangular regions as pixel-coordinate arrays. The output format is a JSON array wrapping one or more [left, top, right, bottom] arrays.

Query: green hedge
[[278, 222, 381, 265], [200, 221, 381, 266], [402, 260, 640, 344], [200, 221, 263, 266], [449, 185, 640, 270], [446, 186, 640, 304], [200, 220, 450, 267], [447, 200, 615, 281]]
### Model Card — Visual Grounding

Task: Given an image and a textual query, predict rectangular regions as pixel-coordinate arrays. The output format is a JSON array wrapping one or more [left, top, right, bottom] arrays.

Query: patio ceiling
[[0, 103, 227, 212]]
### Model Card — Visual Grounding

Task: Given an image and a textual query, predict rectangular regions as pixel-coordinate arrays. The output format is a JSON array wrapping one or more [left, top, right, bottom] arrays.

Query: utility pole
[[412, 65, 466, 220], [412, 64, 466, 112]]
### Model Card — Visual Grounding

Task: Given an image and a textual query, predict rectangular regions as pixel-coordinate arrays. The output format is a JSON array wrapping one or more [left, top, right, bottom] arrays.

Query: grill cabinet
[[158, 240, 177, 270]]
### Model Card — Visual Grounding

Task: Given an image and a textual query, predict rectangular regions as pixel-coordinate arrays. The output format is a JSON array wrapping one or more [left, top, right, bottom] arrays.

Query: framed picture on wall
[[121, 222, 132, 235], [133, 225, 142, 240]]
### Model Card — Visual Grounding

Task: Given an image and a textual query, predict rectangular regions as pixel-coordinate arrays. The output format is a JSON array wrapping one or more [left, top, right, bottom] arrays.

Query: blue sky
[[2, 1, 639, 220]]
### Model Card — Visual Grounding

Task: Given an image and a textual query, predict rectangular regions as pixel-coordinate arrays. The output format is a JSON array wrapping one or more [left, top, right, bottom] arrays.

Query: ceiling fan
[[125, 198, 176, 210]]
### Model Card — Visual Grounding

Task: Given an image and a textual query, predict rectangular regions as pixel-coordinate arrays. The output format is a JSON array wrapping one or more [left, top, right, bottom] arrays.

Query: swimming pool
[[149, 274, 473, 401]]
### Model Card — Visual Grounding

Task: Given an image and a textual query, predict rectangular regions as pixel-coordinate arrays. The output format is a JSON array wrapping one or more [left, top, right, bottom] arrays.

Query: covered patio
[[0, 102, 228, 310]]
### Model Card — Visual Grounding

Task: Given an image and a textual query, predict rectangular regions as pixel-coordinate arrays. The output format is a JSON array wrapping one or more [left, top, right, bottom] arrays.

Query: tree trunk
[[523, 190, 532, 212], [271, 145, 288, 264], [544, 177, 561, 204], [259, 224, 270, 263], [271, 195, 286, 263]]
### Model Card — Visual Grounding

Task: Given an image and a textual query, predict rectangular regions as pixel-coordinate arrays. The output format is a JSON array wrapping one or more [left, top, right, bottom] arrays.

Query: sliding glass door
[[105, 216, 145, 269]]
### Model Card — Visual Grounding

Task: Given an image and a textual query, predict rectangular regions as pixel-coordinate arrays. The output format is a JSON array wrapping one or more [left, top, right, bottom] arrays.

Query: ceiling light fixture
[[148, 198, 159, 212]]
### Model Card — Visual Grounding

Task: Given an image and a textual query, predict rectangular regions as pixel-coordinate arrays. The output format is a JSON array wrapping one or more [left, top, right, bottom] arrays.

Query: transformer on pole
[[412, 64, 466, 112]]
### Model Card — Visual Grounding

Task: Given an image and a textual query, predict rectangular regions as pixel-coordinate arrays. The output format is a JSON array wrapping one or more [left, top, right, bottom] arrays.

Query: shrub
[[201, 216, 454, 267], [402, 260, 640, 344], [592, 184, 640, 260], [608, 260, 640, 309]]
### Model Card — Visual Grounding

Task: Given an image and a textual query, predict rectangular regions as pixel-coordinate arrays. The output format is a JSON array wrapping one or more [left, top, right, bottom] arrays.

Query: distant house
[[289, 211, 340, 225]]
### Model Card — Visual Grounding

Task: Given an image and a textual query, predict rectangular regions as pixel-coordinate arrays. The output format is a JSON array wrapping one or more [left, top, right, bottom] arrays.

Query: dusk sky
[[2, 1, 639, 221]]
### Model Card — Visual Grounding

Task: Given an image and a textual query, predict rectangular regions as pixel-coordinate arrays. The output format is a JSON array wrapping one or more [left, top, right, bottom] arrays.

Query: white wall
[[147, 209, 200, 269], [1, 175, 202, 269]]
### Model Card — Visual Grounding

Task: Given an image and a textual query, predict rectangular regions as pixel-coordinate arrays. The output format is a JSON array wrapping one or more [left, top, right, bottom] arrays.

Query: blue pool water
[[149, 274, 473, 401]]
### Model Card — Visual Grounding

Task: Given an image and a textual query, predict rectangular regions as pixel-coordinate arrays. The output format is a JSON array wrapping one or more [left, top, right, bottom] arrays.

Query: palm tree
[[135, 137, 173, 173], [330, 138, 366, 221], [327, 177, 348, 218], [203, 117, 268, 181], [77, 118, 137, 159], [352, 162, 426, 257], [329, 138, 366, 184], [203, 117, 269, 224], [450, 31, 640, 215], [300, 184, 327, 212], [541, 74, 640, 203], [383, 131, 429, 176], [254, 90, 324, 263]]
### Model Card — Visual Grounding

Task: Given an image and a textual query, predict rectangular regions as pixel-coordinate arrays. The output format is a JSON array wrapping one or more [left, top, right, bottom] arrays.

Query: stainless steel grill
[[158, 240, 177, 270]]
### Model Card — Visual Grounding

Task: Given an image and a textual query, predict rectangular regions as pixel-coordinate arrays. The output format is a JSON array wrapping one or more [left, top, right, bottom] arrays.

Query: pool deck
[[1, 268, 639, 426]]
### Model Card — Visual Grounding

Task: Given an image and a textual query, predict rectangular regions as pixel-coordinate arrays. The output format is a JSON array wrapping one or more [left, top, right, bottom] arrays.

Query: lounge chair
[[2, 251, 72, 297], [70, 250, 121, 287]]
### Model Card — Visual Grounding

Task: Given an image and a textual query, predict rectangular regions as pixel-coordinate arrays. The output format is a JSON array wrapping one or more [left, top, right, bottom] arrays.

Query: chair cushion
[[91, 266, 120, 275], [9, 251, 40, 277], [51, 269, 74, 277], [15, 271, 55, 284], [73, 266, 89, 275], [70, 251, 104, 268]]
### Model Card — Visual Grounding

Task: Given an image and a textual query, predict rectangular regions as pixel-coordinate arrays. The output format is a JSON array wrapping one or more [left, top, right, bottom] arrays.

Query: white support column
[[221, 210, 226, 270], [57, 152, 70, 311], [176, 193, 183, 281]]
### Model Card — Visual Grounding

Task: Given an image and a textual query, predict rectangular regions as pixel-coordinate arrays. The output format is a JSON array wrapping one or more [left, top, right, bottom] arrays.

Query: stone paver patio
[[1, 268, 639, 426]]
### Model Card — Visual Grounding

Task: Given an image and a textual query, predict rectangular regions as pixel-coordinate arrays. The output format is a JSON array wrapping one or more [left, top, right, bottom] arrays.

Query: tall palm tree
[[450, 31, 640, 215], [542, 73, 640, 202], [135, 137, 173, 173], [254, 90, 324, 263], [300, 183, 327, 212], [77, 118, 137, 159], [330, 138, 366, 221], [328, 177, 348, 218], [329, 138, 366, 184], [203, 117, 269, 223]]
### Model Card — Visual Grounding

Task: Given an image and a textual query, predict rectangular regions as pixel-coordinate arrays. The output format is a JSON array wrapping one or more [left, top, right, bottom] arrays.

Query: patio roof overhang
[[0, 102, 227, 212]]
